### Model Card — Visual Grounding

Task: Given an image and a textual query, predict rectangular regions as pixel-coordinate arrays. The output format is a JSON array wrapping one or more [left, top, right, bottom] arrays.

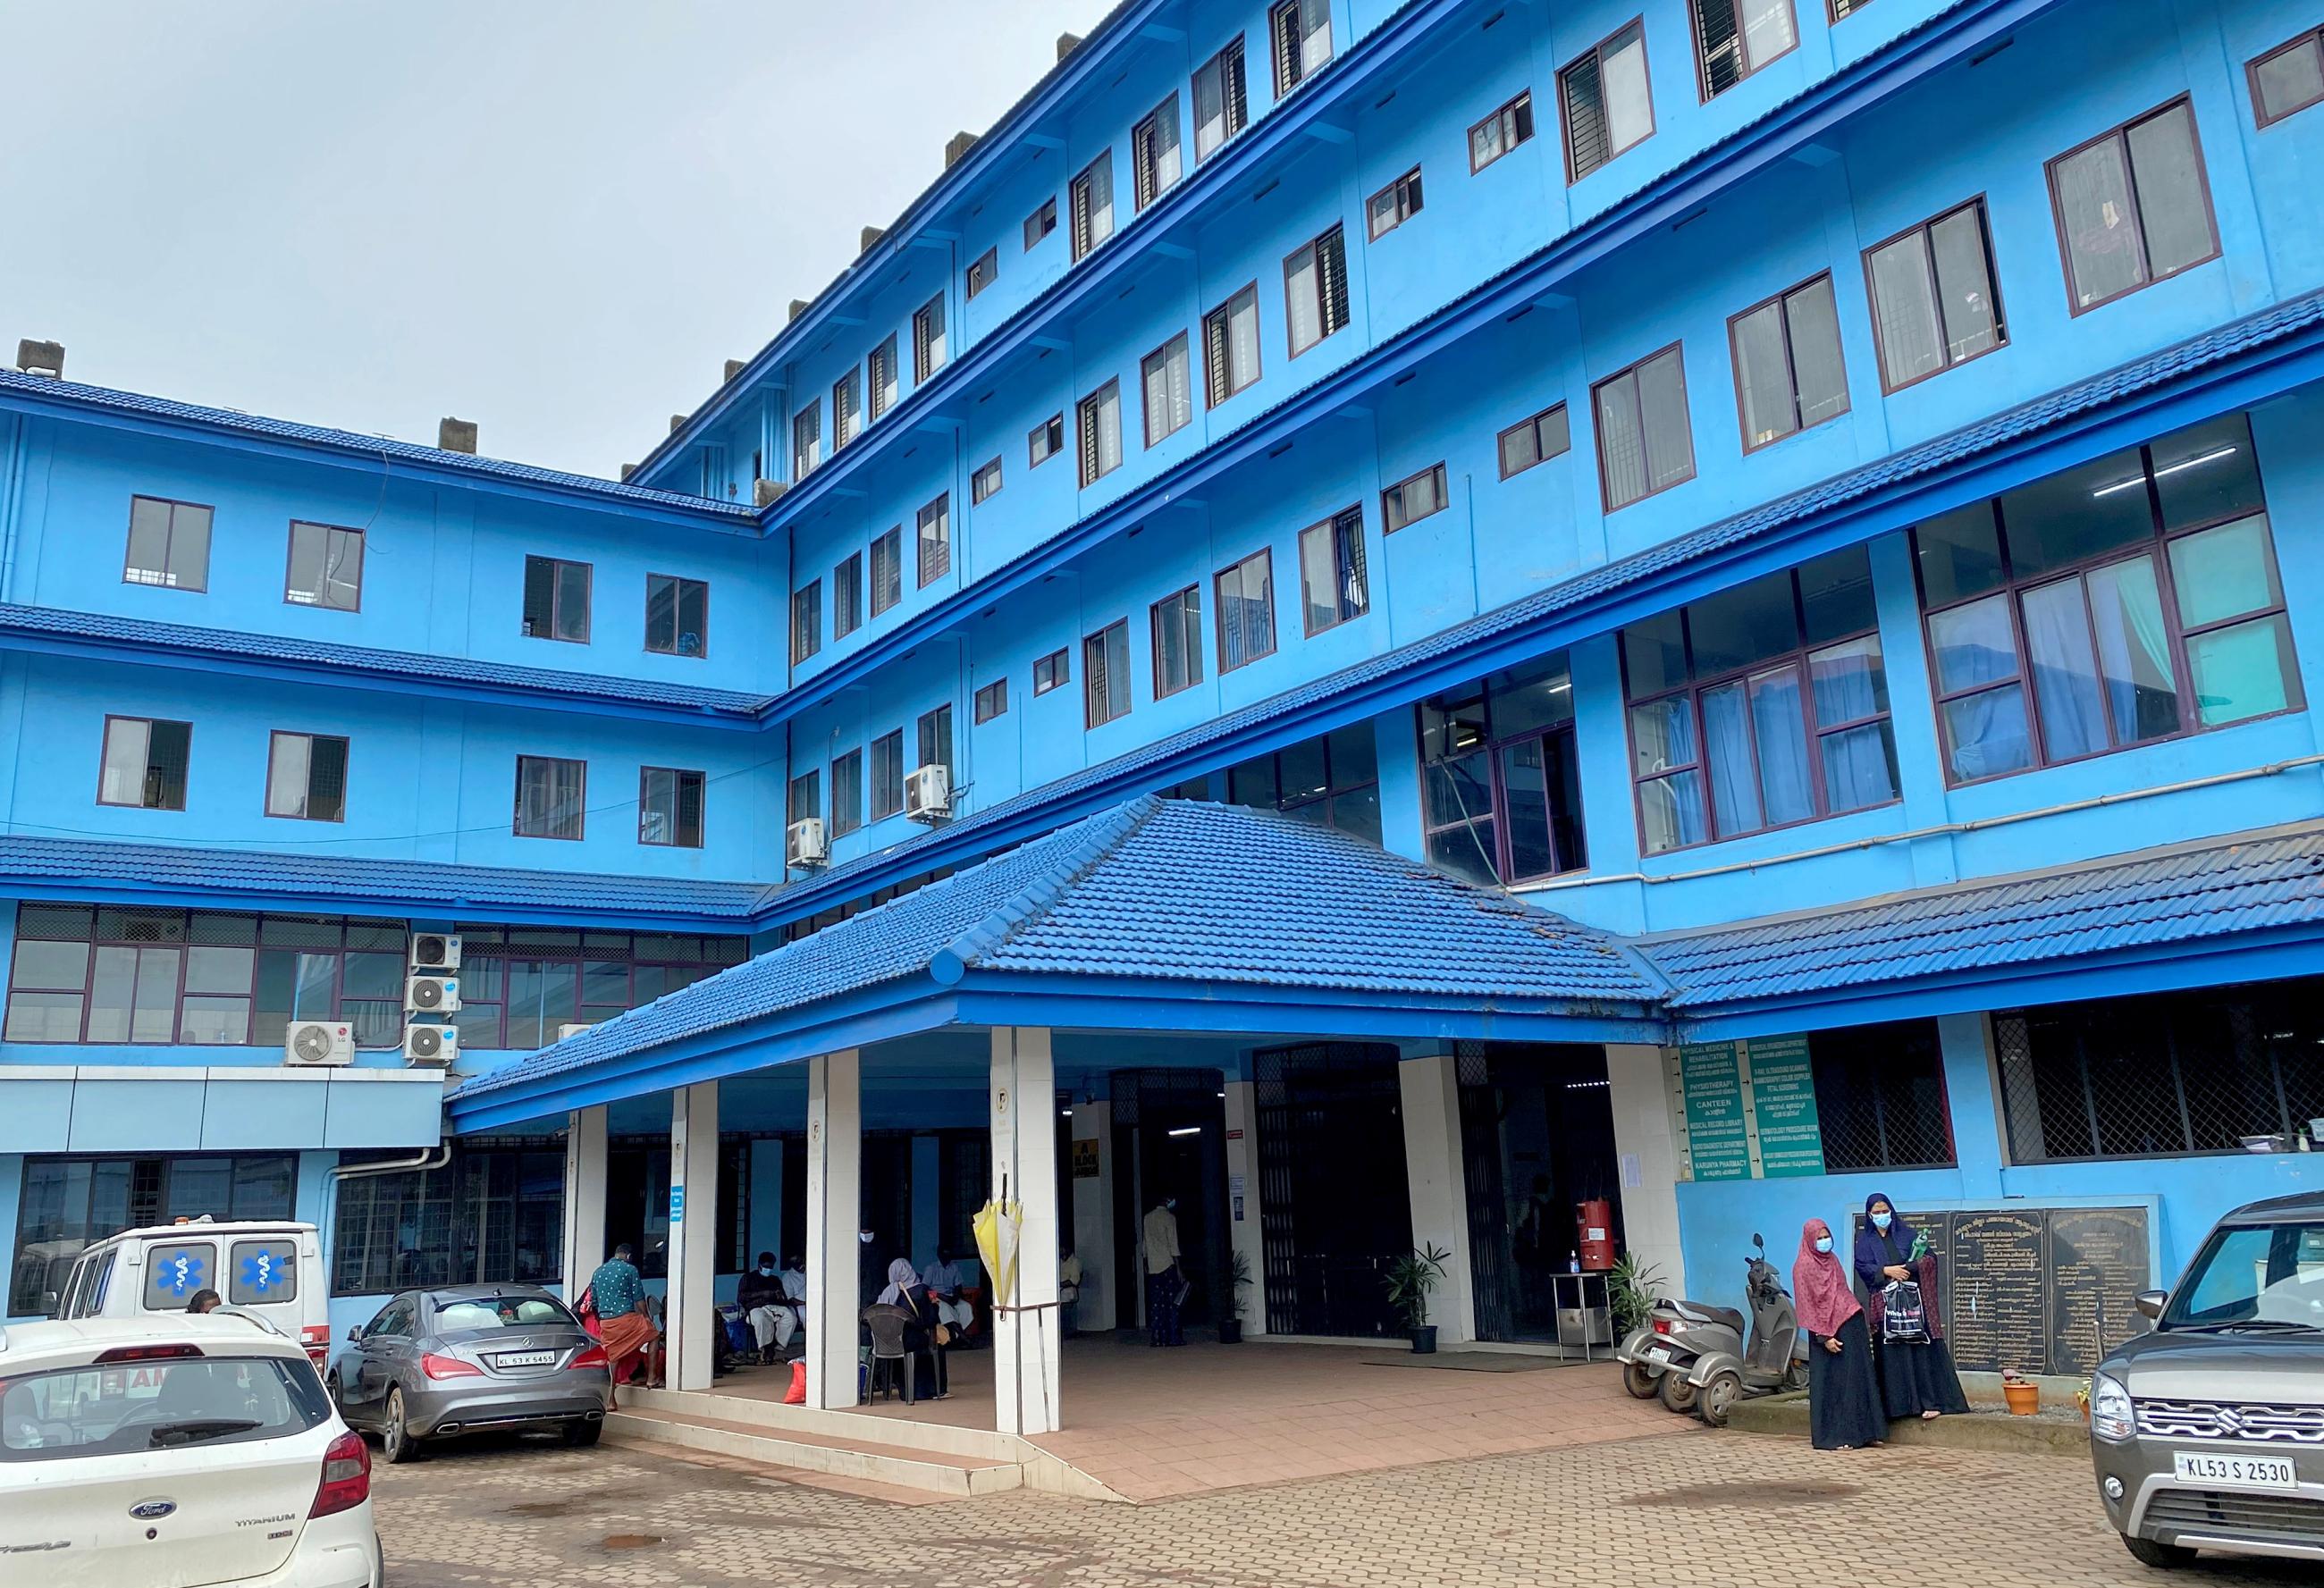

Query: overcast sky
[[0, 1, 1117, 479]]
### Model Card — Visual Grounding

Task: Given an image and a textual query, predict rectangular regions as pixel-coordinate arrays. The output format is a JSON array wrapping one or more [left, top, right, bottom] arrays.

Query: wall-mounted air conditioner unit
[[787, 817, 828, 868], [411, 933, 462, 971], [284, 1021, 355, 1068], [905, 764, 951, 823], [405, 974, 460, 1014], [403, 1024, 458, 1067]]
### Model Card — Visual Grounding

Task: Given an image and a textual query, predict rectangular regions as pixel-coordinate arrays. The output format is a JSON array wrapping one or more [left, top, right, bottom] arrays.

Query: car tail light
[[570, 1343, 609, 1371], [95, 1343, 205, 1363], [420, 1352, 483, 1381], [311, 1429, 371, 1518]]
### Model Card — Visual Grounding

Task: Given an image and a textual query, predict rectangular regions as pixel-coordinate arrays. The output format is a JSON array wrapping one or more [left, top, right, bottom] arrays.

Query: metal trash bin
[[1557, 1304, 1613, 1346]]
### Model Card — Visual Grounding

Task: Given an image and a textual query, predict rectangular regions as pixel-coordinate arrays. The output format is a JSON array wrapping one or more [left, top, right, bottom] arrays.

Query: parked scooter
[[1612, 1232, 1808, 1425]]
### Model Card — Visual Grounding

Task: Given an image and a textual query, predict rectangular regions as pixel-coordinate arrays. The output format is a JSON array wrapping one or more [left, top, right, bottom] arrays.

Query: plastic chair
[[861, 1304, 917, 1404]]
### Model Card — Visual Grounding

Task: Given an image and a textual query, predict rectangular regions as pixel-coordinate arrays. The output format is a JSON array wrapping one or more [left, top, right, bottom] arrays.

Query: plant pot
[[2002, 1381, 2041, 1416], [1409, 1325, 1438, 1355], [1218, 1318, 1242, 1345]]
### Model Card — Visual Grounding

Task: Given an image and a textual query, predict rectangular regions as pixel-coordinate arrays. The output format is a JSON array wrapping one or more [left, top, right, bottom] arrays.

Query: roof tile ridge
[[926, 797, 1160, 985]]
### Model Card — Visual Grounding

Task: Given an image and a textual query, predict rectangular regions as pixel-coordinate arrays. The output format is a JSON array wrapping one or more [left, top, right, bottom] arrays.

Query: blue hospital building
[[4, 0, 2323, 1435]]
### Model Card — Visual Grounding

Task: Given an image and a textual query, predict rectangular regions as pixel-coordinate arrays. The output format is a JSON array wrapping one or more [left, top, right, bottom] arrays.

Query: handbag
[[1879, 1279, 1929, 1344], [935, 1323, 954, 1346]]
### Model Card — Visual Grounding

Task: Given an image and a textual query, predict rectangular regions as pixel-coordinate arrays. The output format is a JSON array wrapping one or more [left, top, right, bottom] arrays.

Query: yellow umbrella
[[973, 1195, 1023, 1307]]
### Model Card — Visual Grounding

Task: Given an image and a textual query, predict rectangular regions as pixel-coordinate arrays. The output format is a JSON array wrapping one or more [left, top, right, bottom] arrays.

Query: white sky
[[0, 1, 1118, 479]]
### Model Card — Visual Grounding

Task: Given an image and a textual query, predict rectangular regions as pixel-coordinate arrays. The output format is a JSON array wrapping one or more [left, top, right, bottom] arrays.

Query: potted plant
[[1220, 1250, 1252, 1344], [1607, 1253, 1665, 1340], [1384, 1242, 1453, 1354], [2002, 1367, 2041, 1416]]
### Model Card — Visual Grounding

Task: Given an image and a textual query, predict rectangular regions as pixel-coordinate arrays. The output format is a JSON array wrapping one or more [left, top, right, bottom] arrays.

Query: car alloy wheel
[[383, 1386, 421, 1464]]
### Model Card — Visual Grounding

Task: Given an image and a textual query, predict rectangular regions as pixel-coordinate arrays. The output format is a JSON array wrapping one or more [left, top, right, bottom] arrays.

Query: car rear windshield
[[2164, 1221, 2324, 1331], [431, 1294, 577, 1332], [1, 1355, 330, 1463]]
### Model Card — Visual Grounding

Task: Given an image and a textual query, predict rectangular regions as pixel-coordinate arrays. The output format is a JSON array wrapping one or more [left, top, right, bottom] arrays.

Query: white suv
[[0, 1314, 383, 1586]]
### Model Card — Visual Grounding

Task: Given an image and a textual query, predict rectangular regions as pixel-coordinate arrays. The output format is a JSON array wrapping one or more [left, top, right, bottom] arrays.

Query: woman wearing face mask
[[1793, 1218, 1883, 1450], [1853, 1193, 1970, 1422]]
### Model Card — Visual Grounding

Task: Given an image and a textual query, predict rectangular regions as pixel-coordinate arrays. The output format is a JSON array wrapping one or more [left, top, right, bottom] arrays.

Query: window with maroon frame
[[1911, 413, 2297, 786], [1622, 544, 1897, 855], [1419, 653, 1587, 885], [2249, 29, 2324, 127], [1862, 197, 2006, 393], [448, 928, 748, 1051], [2046, 97, 2219, 315], [1729, 273, 1848, 450], [1231, 725, 1382, 845]]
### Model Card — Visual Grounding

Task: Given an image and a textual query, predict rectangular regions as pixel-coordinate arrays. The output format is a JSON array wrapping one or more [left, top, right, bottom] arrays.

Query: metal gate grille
[[1454, 1045, 1514, 1342], [1253, 1042, 1410, 1338]]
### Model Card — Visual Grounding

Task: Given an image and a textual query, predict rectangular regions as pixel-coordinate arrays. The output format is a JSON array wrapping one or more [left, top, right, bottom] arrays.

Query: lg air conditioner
[[905, 763, 951, 823], [787, 817, 828, 868], [403, 1023, 458, 1067], [284, 1020, 355, 1068], [405, 974, 461, 1014], [411, 932, 463, 971]]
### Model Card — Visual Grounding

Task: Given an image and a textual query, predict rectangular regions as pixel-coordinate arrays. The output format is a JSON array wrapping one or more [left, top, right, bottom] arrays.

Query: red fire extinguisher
[[1575, 1199, 1616, 1272]]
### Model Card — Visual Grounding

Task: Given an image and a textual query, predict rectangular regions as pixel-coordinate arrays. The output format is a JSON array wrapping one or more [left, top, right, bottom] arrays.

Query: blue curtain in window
[[1701, 683, 1760, 836], [1747, 668, 1815, 828]]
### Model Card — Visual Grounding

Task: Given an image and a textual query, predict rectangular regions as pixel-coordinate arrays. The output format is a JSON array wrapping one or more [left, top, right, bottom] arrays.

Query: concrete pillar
[[1604, 1044, 1686, 1296], [1938, 1012, 2008, 1197], [562, 1106, 608, 1298], [804, 1050, 862, 1409], [1396, 1053, 1475, 1345], [1068, 1102, 1116, 1332], [1222, 1080, 1267, 1339], [990, 1026, 1061, 1436], [666, 1082, 721, 1391]]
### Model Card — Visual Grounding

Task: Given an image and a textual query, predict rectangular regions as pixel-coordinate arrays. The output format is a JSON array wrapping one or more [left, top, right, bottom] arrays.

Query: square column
[[666, 1081, 721, 1391], [1604, 1044, 1685, 1294], [990, 1026, 1061, 1436], [804, 1049, 862, 1409], [561, 1105, 607, 1298], [1398, 1053, 1476, 1344], [1222, 1080, 1267, 1338]]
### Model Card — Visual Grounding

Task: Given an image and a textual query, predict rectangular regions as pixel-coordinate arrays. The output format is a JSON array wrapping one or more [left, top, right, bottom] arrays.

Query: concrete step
[[1726, 1390, 2092, 1457], [604, 1404, 1025, 1497]]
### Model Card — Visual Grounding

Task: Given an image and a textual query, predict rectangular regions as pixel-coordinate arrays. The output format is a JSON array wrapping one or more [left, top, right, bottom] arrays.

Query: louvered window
[[1203, 284, 1263, 405], [1298, 507, 1369, 634], [1284, 226, 1348, 357], [1077, 381, 1122, 486], [1269, 0, 1332, 97], [832, 553, 863, 640], [1083, 619, 1132, 727], [1070, 153, 1115, 260], [915, 494, 951, 587], [868, 336, 898, 422], [790, 579, 821, 665], [831, 368, 861, 450], [1141, 333, 1193, 446], [1560, 21, 1653, 181], [1193, 38, 1249, 160], [791, 402, 821, 479], [912, 295, 947, 382], [870, 527, 903, 617], [1133, 96, 1183, 211], [1693, 0, 1796, 100]]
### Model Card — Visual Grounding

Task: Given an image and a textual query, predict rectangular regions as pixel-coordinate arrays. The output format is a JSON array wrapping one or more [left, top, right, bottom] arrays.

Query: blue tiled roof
[[0, 604, 775, 717], [0, 834, 768, 919], [1640, 827, 2324, 1009], [0, 369, 754, 521], [457, 798, 1663, 1101]]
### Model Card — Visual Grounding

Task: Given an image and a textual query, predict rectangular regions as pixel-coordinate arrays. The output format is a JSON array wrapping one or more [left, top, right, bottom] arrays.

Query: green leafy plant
[[1383, 1242, 1453, 1332], [1228, 1249, 1255, 1322], [1608, 1253, 1666, 1339]]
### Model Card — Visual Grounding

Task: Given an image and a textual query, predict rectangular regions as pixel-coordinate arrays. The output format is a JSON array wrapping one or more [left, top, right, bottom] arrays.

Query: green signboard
[[1746, 1035, 1826, 1177], [1679, 1041, 1753, 1181]]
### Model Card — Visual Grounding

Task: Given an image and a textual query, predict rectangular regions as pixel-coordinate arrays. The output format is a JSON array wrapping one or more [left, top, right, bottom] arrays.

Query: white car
[[0, 1313, 383, 1586]]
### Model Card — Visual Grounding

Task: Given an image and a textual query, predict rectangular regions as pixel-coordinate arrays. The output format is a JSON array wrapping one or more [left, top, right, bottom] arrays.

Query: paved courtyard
[[374, 1425, 2311, 1587]]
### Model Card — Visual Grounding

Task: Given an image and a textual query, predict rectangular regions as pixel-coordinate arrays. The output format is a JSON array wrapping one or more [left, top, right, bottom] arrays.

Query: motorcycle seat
[[1670, 1300, 1745, 1332]]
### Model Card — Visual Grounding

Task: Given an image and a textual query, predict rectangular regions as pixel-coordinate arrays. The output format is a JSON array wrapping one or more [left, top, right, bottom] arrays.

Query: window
[[1151, 585, 1205, 698], [869, 335, 899, 423], [1863, 197, 2006, 393], [327, 1144, 564, 1296], [2250, 29, 2324, 128], [1083, 620, 1132, 727], [790, 580, 821, 664], [638, 767, 704, 847], [1269, 0, 1333, 96], [1595, 346, 1695, 509], [265, 732, 347, 822], [122, 496, 212, 592], [870, 730, 905, 819], [1621, 544, 1896, 853], [1368, 167, 1423, 239], [1806, 1021, 1955, 1171], [284, 521, 362, 611], [1077, 380, 1123, 485], [1193, 38, 1249, 160], [11, 1153, 297, 1313], [829, 749, 863, 838], [1029, 412, 1065, 467], [1298, 507, 1369, 634], [98, 717, 190, 811], [832, 369, 862, 450], [1729, 273, 1849, 451], [1469, 91, 1535, 172], [3, 904, 405, 1050], [1283, 229, 1349, 357], [1498, 403, 1571, 478], [915, 494, 951, 586], [787, 769, 821, 828], [1214, 549, 1276, 671], [1561, 20, 1654, 181], [1829, 0, 1874, 16], [645, 573, 709, 657], [1382, 463, 1449, 533], [1070, 153, 1115, 260], [791, 402, 821, 479], [1692, 0, 1796, 98], [966, 247, 998, 299], [1204, 283, 1264, 401], [1024, 196, 1057, 250], [1033, 648, 1070, 695], [444, 927, 744, 1053], [520, 555, 591, 642], [916, 703, 955, 782], [1231, 727, 1383, 843], [972, 458, 1003, 505], [832, 553, 863, 641], [974, 678, 1009, 723], [870, 527, 904, 616], [2047, 98, 2219, 314], [1133, 96, 1183, 209], [513, 755, 585, 840], [1419, 653, 1587, 882], [913, 294, 948, 382], [1142, 333, 1194, 446], [1912, 413, 2296, 784]]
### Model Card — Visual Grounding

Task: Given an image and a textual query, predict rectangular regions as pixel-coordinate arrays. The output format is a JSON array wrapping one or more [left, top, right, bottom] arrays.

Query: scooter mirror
[[1752, 1232, 1764, 1250]]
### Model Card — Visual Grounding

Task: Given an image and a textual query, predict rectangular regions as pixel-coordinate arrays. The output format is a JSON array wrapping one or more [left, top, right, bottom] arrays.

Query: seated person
[[736, 1250, 803, 1361], [875, 1258, 949, 1401], [921, 1248, 975, 1340]]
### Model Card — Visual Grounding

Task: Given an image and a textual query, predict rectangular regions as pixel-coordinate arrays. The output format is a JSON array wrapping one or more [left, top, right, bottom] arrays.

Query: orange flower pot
[[2002, 1381, 2041, 1416]]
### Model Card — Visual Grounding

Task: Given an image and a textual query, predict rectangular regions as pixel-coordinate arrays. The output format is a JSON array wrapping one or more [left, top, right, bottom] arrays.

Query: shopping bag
[[1879, 1279, 1929, 1344]]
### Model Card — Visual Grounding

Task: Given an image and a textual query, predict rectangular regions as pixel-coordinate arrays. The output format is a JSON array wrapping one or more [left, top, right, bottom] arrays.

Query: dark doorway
[[859, 1132, 913, 1307], [1253, 1044, 1412, 1338], [1108, 1068, 1228, 1330], [1456, 1044, 1622, 1342]]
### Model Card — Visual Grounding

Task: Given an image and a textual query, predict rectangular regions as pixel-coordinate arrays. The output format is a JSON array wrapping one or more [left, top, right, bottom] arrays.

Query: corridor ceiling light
[[1061, 1108, 1073, 1117], [1167, 1125, 1202, 1137]]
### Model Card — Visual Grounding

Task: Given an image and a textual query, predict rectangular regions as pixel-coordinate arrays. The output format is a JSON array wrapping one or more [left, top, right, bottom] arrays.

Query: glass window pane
[[1798, 544, 1875, 644], [1916, 504, 2006, 607], [1423, 752, 1495, 832], [1325, 722, 1377, 788], [5, 989, 84, 1042], [131, 946, 179, 1043], [1810, 635, 1889, 725], [12, 939, 90, 988], [1731, 301, 1795, 447], [1498, 740, 1557, 880], [1278, 736, 1329, 804], [2254, 38, 2324, 122], [1821, 721, 1899, 812], [2124, 103, 2213, 279], [2084, 555, 2180, 744], [2052, 137, 2147, 308], [1928, 206, 2001, 362], [1997, 448, 2152, 576], [100, 719, 150, 806], [1941, 683, 2034, 780], [1786, 277, 1848, 427], [2168, 516, 2281, 629], [1742, 0, 1796, 68], [2021, 577, 2110, 759], [1596, 374, 1647, 508], [553, 561, 590, 641], [266, 735, 312, 818], [1427, 819, 1500, 886], [168, 508, 211, 591], [2152, 415, 2265, 531], [1748, 666, 1815, 828], [1687, 568, 1797, 674], [1700, 681, 1763, 835], [125, 498, 173, 582], [2185, 614, 2296, 727], [1488, 654, 1575, 738], [183, 945, 252, 996], [1328, 785, 1383, 846], [1621, 609, 1688, 695], [181, 996, 250, 1045], [341, 952, 401, 1001], [1603, 25, 1653, 155], [1229, 756, 1278, 806], [1629, 696, 1697, 778], [1639, 770, 1708, 854], [88, 945, 138, 1042], [1636, 350, 1694, 492], [1868, 231, 1943, 386]]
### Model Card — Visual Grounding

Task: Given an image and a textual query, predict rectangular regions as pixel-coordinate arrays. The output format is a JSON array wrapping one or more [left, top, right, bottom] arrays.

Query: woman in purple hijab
[[1853, 1191, 1969, 1420]]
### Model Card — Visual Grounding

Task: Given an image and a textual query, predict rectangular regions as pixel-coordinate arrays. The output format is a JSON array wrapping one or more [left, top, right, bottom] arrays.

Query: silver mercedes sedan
[[329, 1282, 611, 1462]]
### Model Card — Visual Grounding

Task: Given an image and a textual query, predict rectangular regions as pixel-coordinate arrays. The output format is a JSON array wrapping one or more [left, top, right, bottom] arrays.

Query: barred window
[[870, 527, 903, 616], [1192, 38, 1249, 160], [868, 335, 899, 422], [912, 294, 947, 382], [1692, 0, 1796, 100], [915, 494, 951, 587], [1560, 21, 1653, 181], [1284, 228, 1348, 357], [1807, 1020, 1955, 1171], [1133, 95, 1183, 210], [831, 368, 862, 450], [330, 1144, 563, 1297], [1070, 153, 1115, 261], [1269, 0, 1333, 96]]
